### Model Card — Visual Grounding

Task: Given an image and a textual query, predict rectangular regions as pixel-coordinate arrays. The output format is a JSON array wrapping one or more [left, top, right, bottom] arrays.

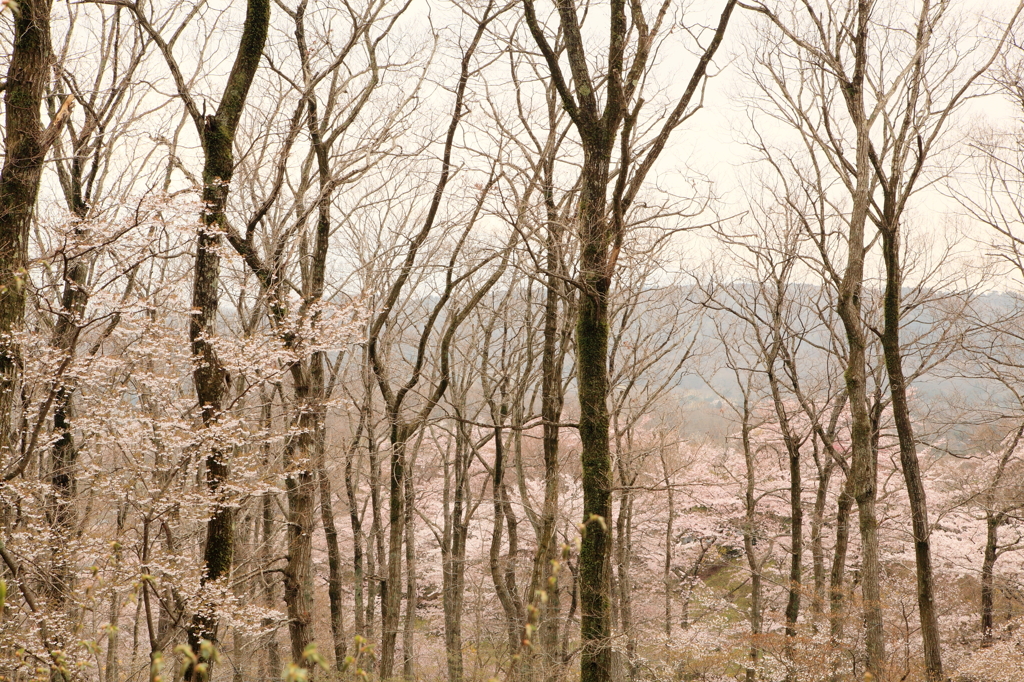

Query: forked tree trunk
[[519, 2, 738, 678]]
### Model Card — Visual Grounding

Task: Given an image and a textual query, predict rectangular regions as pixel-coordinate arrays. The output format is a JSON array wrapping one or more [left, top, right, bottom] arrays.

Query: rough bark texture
[[185, 0, 270, 664], [576, 147, 615, 682], [283, 365, 317, 670], [0, 0, 54, 468]]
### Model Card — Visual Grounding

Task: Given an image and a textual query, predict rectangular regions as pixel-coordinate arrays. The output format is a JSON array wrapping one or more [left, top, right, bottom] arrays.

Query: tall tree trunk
[[380, 425, 408, 680], [524, 155, 567, 682], [614, 468, 636, 682], [402, 443, 418, 682], [367, 429, 384, 643], [489, 417, 524, 670], [442, 420, 472, 682], [262, 489, 282, 680], [767, 352, 802, 677], [259, 396, 282, 680], [283, 366, 316, 670], [0, 0, 58, 471], [346, 391, 370, 644], [879, 225, 943, 682], [835, 3, 886, 671], [660, 447, 674, 638], [576, 146, 615, 682], [46, 83, 100, 612], [741, 402, 761, 682], [810, 442, 833, 622], [184, 0, 270, 667], [318, 421, 347, 669]]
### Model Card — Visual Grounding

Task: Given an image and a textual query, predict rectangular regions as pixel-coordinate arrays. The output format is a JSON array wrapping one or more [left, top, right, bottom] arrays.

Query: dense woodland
[[5, 0, 1024, 680]]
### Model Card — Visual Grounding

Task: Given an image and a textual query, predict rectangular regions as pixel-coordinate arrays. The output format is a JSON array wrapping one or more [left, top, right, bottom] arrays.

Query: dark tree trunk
[[346, 386, 372, 644], [489, 417, 525, 666], [282, 372, 316, 670], [767, 355, 802, 677], [829, 479, 853, 665], [879, 224, 943, 682], [318, 424, 348, 669], [519, 1, 738, 678], [981, 511, 1001, 646], [0, 0, 55, 469], [183, 0, 270, 667], [380, 425, 408, 681], [442, 420, 472, 682]]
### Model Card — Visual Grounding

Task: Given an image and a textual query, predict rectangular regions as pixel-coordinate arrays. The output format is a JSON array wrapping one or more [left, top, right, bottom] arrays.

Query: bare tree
[[519, 0, 738, 677]]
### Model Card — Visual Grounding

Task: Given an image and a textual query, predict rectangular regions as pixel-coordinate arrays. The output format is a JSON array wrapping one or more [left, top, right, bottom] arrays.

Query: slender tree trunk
[[260, 397, 282, 680], [368, 431, 384, 642], [46, 111, 96, 612], [104, 503, 127, 682], [879, 226, 943, 682], [318, 412, 348, 669], [811, 445, 833, 622], [741, 408, 761, 682], [660, 447, 674, 638], [767, 358, 802, 678], [345, 395, 370, 645], [47, 268, 86, 607], [380, 425, 408, 680], [614, 460, 637, 682], [524, 171, 566, 682], [836, 4, 885, 675], [829, 480, 853, 661], [443, 421, 471, 682], [402, 445, 418, 682], [489, 419, 524, 666]]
